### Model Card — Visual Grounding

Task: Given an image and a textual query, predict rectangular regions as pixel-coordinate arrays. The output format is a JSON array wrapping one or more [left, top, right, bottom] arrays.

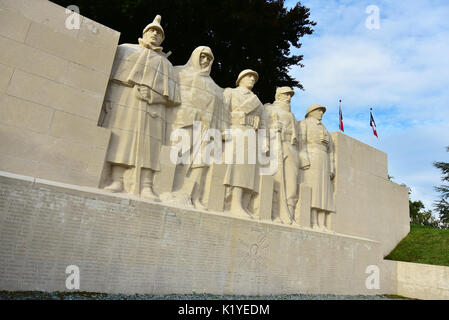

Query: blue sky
[[285, 0, 449, 211]]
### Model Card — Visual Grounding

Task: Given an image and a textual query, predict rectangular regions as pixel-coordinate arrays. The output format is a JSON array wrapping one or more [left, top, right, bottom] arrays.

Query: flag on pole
[[338, 100, 344, 132], [370, 108, 378, 138]]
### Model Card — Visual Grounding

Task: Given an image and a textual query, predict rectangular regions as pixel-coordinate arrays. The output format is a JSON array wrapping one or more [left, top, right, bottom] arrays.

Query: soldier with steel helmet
[[298, 104, 336, 231], [223, 69, 266, 218], [265, 86, 300, 224]]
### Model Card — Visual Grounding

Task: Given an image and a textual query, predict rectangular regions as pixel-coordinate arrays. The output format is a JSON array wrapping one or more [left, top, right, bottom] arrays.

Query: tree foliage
[[409, 199, 439, 228], [405, 186, 440, 228], [433, 146, 449, 226], [52, 0, 315, 103]]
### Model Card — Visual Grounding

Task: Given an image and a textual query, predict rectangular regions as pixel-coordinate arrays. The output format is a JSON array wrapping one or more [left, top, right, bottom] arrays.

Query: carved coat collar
[[236, 86, 253, 95], [271, 100, 291, 112], [138, 38, 163, 52], [307, 116, 323, 125]]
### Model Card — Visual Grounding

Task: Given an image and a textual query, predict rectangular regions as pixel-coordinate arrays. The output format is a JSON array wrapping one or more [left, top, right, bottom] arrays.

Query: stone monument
[[0, 0, 411, 297]]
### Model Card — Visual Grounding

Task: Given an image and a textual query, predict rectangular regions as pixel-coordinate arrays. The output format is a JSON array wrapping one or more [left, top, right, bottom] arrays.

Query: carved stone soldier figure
[[223, 69, 266, 218], [170, 46, 225, 209], [265, 87, 300, 224], [101, 15, 180, 200], [298, 104, 335, 230]]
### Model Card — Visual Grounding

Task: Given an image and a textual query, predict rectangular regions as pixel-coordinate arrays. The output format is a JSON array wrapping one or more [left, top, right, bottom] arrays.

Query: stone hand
[[137, 85, 150, 99]]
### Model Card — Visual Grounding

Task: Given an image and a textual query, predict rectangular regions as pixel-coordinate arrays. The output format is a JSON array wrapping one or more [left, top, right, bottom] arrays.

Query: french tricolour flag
[[339, 100, 344, 132], [370, 108, 378, 138]]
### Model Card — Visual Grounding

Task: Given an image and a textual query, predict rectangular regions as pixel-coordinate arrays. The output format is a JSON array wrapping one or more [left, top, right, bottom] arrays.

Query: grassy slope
[[385, 224, 449, 267]]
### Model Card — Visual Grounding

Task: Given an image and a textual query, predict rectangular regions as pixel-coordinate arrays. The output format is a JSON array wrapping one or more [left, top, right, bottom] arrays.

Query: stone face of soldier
[[143, 27, 163, 46], [239, 74, 257, 90], [308, 108, 325, 121], [199, 52, 213, 69], [276, 92, 293, 103]]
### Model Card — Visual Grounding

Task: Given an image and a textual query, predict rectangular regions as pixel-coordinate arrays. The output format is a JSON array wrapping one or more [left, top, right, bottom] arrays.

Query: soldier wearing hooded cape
[[167, 46, 226, 209]]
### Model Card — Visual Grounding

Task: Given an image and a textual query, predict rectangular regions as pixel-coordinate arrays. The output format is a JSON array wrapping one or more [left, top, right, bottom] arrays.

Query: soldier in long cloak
[[100, 15, 180, 200], [169, 46, 226, 209]]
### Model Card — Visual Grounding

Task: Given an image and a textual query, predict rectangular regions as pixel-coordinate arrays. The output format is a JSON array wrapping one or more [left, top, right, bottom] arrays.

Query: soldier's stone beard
[[170, 121, 279, 175]]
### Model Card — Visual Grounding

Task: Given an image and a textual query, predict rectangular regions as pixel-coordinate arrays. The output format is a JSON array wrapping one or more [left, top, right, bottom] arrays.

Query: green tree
[[433, 147, 449, 227], [406, 186, 439, 228], [409, 199, 439, 228], [52, 0, 315, 103]]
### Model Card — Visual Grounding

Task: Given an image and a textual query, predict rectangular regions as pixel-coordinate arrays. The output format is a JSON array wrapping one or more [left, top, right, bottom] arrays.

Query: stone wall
[[0, 172, 397, 295], [392, 261, 449, 300], [331, 132, 410, 256], [0, 0, 119, 188]]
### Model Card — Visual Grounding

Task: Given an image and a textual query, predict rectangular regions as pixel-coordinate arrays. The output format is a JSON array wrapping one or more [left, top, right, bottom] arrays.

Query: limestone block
[[25, 21, 117, 75], [0, 95, 53, 133], [70, 39, 118, 76], [1, 0, 80, 37], [49, 111, 110, 147], [87, 147, 109, 177], [0, 63, 13, 94], [78, 16, 121, 51], [0, 120, 109, 188], [38, 137, 92, 171], [0, 154, 38, 178], [0, 0, 118, 189], [257, 175, 273, 220], [0, 123, 50, 161], [7, 69, 102, 121], [0, 36, 68, 82], [25, 22, 78, 59], [296, 184, 312, 227], [0, 5, 31, 42], [58, 62, 110, 94], [396, 261, 449, 300], [333, 132, 388, 179], [34, 162, 99, 187], [331, 132, 410, 256]]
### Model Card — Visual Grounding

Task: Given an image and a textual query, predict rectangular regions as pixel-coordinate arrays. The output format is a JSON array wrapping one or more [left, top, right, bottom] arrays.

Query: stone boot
[[104, 165, 125, 193], [141, 169, 159, 202], [141, 186, 159, 201], [230, 187, 253, 219]]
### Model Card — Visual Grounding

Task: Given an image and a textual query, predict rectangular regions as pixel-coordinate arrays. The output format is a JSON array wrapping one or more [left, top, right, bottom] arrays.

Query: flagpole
[[369, 107, 372, 146], [339, 99, 341, 130], [338, 99, 344, 133]]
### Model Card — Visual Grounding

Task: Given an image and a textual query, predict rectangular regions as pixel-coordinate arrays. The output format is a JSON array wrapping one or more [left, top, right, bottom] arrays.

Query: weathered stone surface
[[393, 261, 449, 300], [331, 132, 410, 256], [0, 172, 396, 295], [0, 0, 119, 188]]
